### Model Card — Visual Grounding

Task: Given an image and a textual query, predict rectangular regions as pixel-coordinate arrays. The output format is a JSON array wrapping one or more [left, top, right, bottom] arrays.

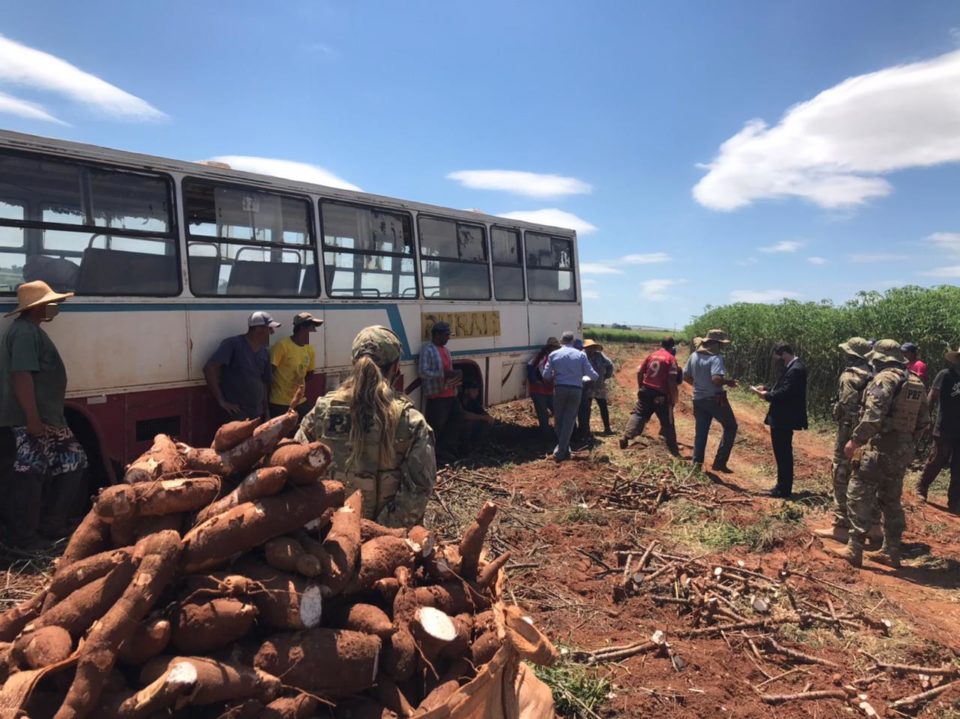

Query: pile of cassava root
[[0, 405, 541, 719]]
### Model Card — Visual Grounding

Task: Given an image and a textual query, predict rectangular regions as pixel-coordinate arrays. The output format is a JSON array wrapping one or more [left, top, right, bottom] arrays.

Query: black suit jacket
[[764, 358, 808, 430]]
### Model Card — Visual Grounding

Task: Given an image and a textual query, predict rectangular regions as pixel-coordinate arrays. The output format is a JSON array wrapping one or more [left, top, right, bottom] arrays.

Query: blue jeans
[[553, 386, 583, 460], [692, 395, 738, 466]]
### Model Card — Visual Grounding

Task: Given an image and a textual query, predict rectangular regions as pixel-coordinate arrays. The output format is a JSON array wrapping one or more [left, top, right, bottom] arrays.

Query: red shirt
[[434, 345, 456, 399], [908, 359, 927, 382], [528, 355, 553, 396], [638, 348, 679, 393]]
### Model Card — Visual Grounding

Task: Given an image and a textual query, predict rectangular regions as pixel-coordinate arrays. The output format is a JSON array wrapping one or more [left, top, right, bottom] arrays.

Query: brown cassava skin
[[373, 676, 416, 718], [141, 656, 281, 705], [117, 617, 171, 665], [320, 491, 363, 596], [180, 572, 259, 602], [12, 625, 72, 669], [416, 679, 460, 714], [124, 434, 187, 483], [258, 693, 320, 719], [335, 697, 400, 719], [131, 512, 185, 543], [219, 410, 299, 476], [216, 699, 267, 719], [98, 659, 198, 719], [458, 501, 497, 581], [33, 558, 136, 639], [254, 628, 381, 697], [470, 630, 500, 666], [267, 441, 333, 485], [44, 547, 133, 611], [59, 509, 112, 569], [382, 628, 417, 682], [213, 418, 261, 452], [439, 613, 473, 660], [232, 557, 323, 630], [294, 528, 333, 578], [171, 598, 257, 653], [181, 480, 344, 573], [0, 592, 45, 642], [53, 530, 183, 719], [410, 607, 458, 660], [327, 602, 395, 638], [263, 537, 309, 574], [475, 551, 511, 591], [353, 536, 416, 591], [406, 526, 435, 556], [412, 583, 475, 617], [360, 519, 406, 543], [194, 467, 288, 526], [95, 477, 220, 522]]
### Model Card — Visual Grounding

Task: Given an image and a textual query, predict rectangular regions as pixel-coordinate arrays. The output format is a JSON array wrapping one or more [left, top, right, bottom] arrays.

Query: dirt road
[[430, 343, 960, 717]]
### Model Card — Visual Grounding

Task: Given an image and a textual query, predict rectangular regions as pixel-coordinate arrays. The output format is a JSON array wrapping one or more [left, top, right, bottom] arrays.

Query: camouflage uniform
[[295, 326, 437, 528], [830, 358, 873, 526], [844, 341, 929, 564]]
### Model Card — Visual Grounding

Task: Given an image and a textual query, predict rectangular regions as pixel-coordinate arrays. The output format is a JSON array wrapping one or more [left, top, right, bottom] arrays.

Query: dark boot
[[1, 470, 44, 548]]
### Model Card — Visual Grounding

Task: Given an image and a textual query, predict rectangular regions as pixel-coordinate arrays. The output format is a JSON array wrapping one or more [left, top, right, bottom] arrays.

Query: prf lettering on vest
[[326, 411, 351, 435], [421, 312, 501, 340]]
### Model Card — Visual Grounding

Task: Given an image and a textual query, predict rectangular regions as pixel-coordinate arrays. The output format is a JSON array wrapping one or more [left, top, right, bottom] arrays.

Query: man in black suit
[[752, 342, 808, 498]]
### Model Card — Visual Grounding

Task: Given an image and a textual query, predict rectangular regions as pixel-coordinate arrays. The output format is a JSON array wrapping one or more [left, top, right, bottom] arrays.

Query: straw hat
[[583, 339, 602, 351], [945, 346, 960, 364], [4, 281, 73, 318], [705, 329, 731, 344]]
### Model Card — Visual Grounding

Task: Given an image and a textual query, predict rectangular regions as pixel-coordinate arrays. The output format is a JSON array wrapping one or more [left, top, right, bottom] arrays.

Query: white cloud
[[0, 34, 165, 120], [736, 257, 759, 267], [582, 290, 600, 300], [496, 209, 597, 235], [204, 156, 362, 191], [693, 49, 960, 210], [928, 232, 960, 253], [579, 262, 623, 275], [848, 253, 909, 263], [730, 289, 801, 303], [621, 252, 672, 265], [921, 266, 960, 278], [447, 170, 591, 199], [640, 279, 685, 301], [0, 90, 65, 124], [759, 240, 804, 253], [807, 256, 828, 265]]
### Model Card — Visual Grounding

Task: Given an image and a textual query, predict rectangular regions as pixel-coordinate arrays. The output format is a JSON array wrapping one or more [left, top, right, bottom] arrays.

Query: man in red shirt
[[902, 343, 927, 384], [619, 338, 680, 454]]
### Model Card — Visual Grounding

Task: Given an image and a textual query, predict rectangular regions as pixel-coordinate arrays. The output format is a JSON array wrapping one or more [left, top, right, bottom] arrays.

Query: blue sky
[[2, 1, 960, 329]]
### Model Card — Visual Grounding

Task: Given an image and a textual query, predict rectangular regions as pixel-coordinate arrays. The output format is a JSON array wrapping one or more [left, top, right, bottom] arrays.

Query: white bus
[[0, 130, 582, 482]]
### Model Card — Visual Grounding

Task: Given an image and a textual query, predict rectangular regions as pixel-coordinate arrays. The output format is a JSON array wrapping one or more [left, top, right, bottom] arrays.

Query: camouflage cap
[[867, 339, 906, 366], [838, 336, 871, 360], [351, 325, 402, 367]]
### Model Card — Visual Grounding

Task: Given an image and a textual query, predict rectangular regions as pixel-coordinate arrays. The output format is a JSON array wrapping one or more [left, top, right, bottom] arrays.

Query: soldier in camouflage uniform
[[295, 326, 437, 528], [816, 338, 876, 542], [831, 340, 929, 568]]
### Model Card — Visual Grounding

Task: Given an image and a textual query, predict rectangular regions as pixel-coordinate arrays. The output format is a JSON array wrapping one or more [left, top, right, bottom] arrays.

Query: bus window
[[418, 216, 490, 300], [525, 232, 576, 302], [0, 152, 179, 296], [320, 201, 417, 298], [491, 227, 524, 301], [184, 180, 318, 297]]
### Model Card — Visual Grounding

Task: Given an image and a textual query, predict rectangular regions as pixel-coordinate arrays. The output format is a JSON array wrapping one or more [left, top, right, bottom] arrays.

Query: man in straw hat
[[830, 340, 928, 568], [579, 339, 615, 437], [815, 338, 876, 541], [915, 345, 960, 513], [683, 329, 739, 472], [0, 281, 87, 549]]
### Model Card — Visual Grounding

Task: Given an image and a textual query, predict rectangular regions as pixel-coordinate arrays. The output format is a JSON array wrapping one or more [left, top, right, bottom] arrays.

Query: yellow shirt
[[269, 336, 316, 406]]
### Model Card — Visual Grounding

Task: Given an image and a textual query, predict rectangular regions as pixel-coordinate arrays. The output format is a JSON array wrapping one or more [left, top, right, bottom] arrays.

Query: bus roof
[[0, 130, 578, 239]]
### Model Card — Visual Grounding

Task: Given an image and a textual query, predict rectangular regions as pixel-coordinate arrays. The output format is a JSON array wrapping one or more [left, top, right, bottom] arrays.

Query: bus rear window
[[184, 179, 318, 297], [525, 232, 576, 302], [320, 201, 417, 298], [0, 152, 179, 296], [418, 216, 490, 300]]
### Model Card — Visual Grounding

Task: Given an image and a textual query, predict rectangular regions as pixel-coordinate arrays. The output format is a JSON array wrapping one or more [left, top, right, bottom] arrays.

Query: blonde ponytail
[[331, 355, 402, 470]]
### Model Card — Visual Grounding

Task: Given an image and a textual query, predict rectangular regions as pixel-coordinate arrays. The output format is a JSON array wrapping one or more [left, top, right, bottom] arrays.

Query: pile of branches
[[0, 406, 540, 719], [576, 542, 960, 714], [599, 470, 752, 513]]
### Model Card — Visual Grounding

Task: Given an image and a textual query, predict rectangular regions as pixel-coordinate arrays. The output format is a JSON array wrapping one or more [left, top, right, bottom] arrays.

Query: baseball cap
[[900, 342, 918, 353], [293, 312, 324, 329], [248, 311, 280, 329], [352, 325, 402, 366], [431, 321, 452, 335]]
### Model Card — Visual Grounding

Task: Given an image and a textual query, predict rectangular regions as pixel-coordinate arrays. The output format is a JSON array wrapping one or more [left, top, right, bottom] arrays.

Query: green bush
[[584, 325, 685, 344], [686, 285, 960, 417]]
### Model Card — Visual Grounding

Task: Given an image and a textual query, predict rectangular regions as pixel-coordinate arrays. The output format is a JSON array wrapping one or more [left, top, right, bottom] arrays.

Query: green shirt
[[0, 318, 68, 428]]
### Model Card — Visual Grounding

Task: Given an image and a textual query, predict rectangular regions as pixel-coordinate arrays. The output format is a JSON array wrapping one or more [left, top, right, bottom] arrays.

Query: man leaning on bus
[[204, 311, 278, 422], [269, 312, 323, 420], [418, 321, 463, 464], [0, 281, 87, 550]]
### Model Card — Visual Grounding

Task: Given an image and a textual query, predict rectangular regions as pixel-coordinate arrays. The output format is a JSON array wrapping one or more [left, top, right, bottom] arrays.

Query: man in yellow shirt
[[269, 312, 323, 419]]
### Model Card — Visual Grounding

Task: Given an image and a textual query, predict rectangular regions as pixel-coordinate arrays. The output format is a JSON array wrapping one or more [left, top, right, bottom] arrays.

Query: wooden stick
[[761, 689, 848, 705], [755, 666, 807, 689], [890, 678, 960, 709], [762, 638, 839, 668]]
